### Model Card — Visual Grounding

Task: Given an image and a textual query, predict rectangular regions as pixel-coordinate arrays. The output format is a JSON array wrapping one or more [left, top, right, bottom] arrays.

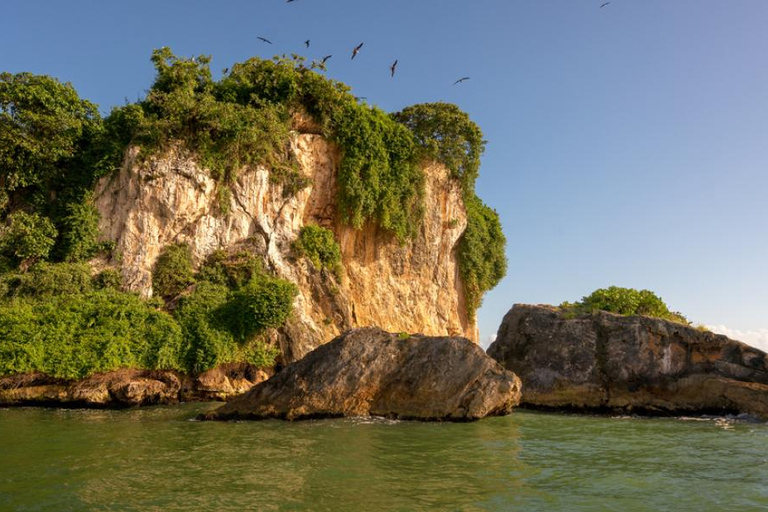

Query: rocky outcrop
[[202, 328, 521, 421], [0, 364, 269, 407], [488, 304, 768, 418], [94, 132, 474, 363]]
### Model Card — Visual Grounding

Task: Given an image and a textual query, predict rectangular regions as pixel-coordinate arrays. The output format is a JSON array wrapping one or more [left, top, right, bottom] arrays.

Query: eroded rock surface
[[0, 364, 268, 407], [488, 304, 768, 418], [94, 132, 474, 363], [202, 327, 522, 422]]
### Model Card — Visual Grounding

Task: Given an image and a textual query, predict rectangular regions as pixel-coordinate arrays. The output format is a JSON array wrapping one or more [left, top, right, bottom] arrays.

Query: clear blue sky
[[4, 0, 767, 347]]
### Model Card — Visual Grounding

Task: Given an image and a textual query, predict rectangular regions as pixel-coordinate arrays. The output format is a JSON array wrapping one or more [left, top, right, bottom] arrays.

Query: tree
[[0, 72, 101, 197], [0, 211, 57, 267]]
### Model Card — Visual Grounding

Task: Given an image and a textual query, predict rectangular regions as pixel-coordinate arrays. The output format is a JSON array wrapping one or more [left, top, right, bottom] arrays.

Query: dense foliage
[[0, 211, 57, 267], [0, 253, 291, 378], [458, 196, 507, 317], [0, 288, 184, 379], [152, 243, 195, 299], [560, 286, 689, 324], [0, 72, 102, 198], [173, 258, 294, 374], [393, 102, 485, 192], [292, 224, 342, 276]]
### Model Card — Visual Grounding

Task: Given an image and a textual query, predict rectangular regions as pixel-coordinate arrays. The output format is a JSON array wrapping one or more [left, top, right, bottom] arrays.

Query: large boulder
[[487, 304, 768, 418], [201, 328, 522, 421]]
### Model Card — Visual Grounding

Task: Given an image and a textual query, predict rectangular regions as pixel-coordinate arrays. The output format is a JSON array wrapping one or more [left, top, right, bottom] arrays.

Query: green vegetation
[[292, 224, 342, 276], [152, 243, 195, 299], [0, 211, 57, 268], [0, 47, 508, 379], [0, 288, 184, 380], [0, 252, 292, 378], [560, 286, 689, 325], [458, 196, 507, 318], [173, 260, 295, 373], [394, 102, 506, 317], [393, 102, 485, 191]]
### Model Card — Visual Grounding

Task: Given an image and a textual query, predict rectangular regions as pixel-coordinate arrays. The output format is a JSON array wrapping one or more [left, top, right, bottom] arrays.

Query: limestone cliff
[[94, 131, 475, 363]]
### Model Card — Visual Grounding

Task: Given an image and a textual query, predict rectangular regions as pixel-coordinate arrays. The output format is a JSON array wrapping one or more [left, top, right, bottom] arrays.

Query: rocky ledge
[[0, 363, 269, 408], [202, 327, 522, 422], [488, 304, 768, 418]]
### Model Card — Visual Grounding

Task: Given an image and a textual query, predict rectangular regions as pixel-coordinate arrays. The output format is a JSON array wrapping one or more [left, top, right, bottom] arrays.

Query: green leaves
[[292, 224, 342, 276], [0, 71, 101, 193], [561, 286, 690, 325], [393, 102, 486, 192], [458, 195, 507, 319], [0, 211, 57, 266], [152, 243, 195, 300], [0, 288, 184, 379]]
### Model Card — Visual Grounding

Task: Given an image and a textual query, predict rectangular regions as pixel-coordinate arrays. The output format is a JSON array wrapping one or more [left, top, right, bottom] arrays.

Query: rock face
[[0, 364, 269, 407], [488, 304, 768, 418], [202, 328, 522, 421], [94, 133, 474, 362]]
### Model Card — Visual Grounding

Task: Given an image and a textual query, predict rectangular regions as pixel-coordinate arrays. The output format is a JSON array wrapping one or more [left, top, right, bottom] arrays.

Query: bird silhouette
[[304, 40, 310, 48], [600, 2, 610, 8], [321, 55, 332, 65], [257, 36, 273, 44], [351, 42, 364, 60], [453, 77, 470, 85], [390, 60, 398, 78]]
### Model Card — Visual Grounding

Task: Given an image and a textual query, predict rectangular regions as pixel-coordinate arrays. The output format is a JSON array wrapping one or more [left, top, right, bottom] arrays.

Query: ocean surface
[[1, 404, 767, 511]]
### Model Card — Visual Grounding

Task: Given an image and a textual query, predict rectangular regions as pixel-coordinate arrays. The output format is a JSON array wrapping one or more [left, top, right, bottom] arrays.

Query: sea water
[[1, 404, 766, 511]]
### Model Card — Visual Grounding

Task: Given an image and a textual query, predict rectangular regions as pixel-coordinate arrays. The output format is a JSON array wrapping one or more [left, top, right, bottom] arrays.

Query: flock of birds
[[255, 1, 613, 87], [256, 33, 470, 86]]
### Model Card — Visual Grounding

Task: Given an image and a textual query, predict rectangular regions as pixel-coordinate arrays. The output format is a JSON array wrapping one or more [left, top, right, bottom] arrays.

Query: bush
[[93, 268, 123, 289], [458, 195, 507, 318], [0, 211, 57, 266], [292, 224, 342, 276], [560, 286, 690, 325], [0, 72, 102, 194], [173, 275, 292, 373], [152, 243, 195, 299], [225, 275, 298, 342], [12, 262, 93, 297], [0, 289, 184, 379], [393, 102, 485, 192], [58, 195, 101, 262], [173, 282, 236, 373], [196, 249, 262, 289]]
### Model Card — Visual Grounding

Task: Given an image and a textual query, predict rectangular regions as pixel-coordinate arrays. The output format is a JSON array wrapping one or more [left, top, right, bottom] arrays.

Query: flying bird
[[257, 36, 273, 44], [304, 40, 310, 48], [453, 77, 470, 85], [390, 60, 398, 78], [321, 55, 332, 65], [600, 2, 610, 8], [351, 42, 364, 60]]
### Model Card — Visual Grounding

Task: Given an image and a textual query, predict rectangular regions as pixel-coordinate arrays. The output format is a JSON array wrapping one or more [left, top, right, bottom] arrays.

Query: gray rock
[[202, 327, 522, 421], [488, 304, 768, 418]]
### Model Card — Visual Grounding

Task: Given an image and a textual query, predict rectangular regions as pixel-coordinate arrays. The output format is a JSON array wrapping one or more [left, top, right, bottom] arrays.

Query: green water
[[1, 405, 766, 511]]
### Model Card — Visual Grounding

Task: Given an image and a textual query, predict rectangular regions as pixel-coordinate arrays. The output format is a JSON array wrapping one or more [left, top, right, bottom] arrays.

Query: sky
[[3, 0, 767, 350]]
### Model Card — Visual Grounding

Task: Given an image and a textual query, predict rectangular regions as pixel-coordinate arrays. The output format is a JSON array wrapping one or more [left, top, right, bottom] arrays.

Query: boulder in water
[[202, 328, 522, 421], [488, 304, 768, 418]]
